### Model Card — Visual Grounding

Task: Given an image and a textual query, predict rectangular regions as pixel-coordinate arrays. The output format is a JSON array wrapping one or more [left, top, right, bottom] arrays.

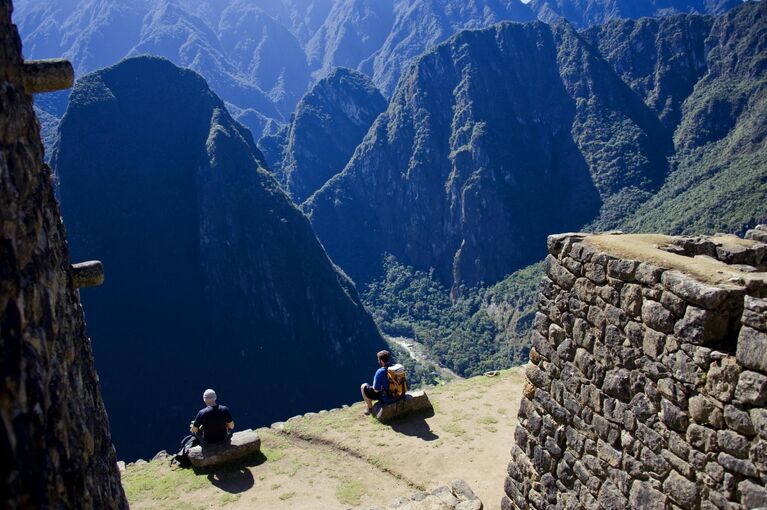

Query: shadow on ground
[[194, 451, 266, 493], [389, 409, 439, 441]]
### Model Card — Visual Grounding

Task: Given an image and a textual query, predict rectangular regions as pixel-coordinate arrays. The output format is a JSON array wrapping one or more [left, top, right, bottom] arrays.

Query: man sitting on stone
[[190, 389, 234, 445], [360, 350, 396, 414]]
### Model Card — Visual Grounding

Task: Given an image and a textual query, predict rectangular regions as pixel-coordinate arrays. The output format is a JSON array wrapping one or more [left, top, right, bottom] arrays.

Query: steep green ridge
[[51, 56, 385, 461], [258, 67, 387, 202]]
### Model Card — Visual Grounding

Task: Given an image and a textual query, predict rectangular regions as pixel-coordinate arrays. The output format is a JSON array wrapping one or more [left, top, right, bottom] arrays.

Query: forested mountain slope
[[51, 56, 385, 460]]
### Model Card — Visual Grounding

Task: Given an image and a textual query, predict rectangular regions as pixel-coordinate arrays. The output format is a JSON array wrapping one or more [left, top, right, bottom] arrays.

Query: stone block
[[607, 260, 637, 281], [602, 369, 631, 401], [674, 306, 729, 345], [716, 430, 749, 459], [597, 480, 628, 510], [689, 396, 724, 429], [663, 470, 698, 508], [661, 271, 734, 309], [629, 480, 666, 510], [750, 408, 767, 440], [545, 255, 576, 290], [723, 405, 755, 437], [71, 260, 105, 288], [734, 370, 767, 405], [706, 358, 741, 402], [188, 429, 261, 468], [736, 327, 767, 373], [738, 480, 767, 509], [717, 452, 757, 478], [642, 300, 675, 333], [373, 391, 433, 422]]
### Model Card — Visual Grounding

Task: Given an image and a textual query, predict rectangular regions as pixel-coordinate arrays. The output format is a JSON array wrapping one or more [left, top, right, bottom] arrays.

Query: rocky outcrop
[[364, 480, 484, 510], [0, 0, 126, 507], [51, 56, 386, 461], [504, 232, 767, 509], [259, 67, 387, 202]]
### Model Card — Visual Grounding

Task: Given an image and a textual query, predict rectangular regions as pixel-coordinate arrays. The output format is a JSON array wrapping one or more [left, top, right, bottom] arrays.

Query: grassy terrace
[[121, 367, 526, 509]]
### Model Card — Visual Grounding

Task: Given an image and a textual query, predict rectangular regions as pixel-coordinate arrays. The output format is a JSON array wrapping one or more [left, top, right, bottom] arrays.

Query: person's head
[[203, 388, 217, 406], [377, 350, 390, 366]]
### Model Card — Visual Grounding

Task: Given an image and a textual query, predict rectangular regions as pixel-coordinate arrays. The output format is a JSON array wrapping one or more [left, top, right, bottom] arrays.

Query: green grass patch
[[220, 493, 240, 505], [479, 416, 498, 425], [336, 479, 367, 506], [279, 492, 296, 501], [122, 462, 209, 506]]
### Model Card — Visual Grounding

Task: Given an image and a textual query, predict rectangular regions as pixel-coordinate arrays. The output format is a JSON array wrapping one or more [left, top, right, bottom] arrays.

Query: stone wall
[[503, 232, 767, 510], [0, 0, 127, 507]]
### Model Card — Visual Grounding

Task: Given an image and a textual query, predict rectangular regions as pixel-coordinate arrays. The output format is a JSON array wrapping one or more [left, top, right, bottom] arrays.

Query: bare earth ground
[[121, 367, 526, 509]]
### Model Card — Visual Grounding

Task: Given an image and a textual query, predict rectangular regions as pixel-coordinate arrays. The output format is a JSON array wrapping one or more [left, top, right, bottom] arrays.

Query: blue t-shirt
[[373, 366, 394, 404]]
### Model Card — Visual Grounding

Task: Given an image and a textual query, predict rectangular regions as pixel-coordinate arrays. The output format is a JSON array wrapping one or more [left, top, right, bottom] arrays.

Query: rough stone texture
[[187, 429, 261, 468], [0, 1, 127, 507], [373, 391, 433, 422], [505, 233, 767, 510], [366, 480, 483, 510], [71, 260, 105, 288]]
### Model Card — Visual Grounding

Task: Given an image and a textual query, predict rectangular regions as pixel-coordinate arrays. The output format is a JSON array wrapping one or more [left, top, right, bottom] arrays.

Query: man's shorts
[[363, 384, 382, 400]]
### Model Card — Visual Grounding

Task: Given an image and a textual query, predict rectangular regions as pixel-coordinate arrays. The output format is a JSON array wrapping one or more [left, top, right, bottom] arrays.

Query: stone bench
[[373, 390, 433, 422], [187, 429, 261, 468]]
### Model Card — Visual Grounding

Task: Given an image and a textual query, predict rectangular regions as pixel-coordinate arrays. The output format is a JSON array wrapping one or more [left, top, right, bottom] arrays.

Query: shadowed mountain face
[[304, 18, 676, 292], [51, 56, 385, 461], [260, 67, 387, 203]]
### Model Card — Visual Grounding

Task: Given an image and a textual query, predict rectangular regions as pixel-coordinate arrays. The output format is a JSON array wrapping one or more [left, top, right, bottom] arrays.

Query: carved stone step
[[22, 59, 74, 93], [71, 260, 104, 288]]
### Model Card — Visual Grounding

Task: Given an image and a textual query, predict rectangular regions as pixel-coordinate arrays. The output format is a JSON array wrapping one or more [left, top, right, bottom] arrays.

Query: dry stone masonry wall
[[0, 0, 127, 507], [504, 231, 767, 510]]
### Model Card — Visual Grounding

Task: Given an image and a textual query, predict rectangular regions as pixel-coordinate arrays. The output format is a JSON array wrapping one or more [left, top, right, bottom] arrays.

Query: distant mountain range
[[304, 1, 766, 295], [51, 56, 385, 460], [16, 0, 745, 146]]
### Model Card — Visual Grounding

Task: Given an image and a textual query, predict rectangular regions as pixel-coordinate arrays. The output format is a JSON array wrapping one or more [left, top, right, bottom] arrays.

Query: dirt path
[[122, 367, 526, 509]]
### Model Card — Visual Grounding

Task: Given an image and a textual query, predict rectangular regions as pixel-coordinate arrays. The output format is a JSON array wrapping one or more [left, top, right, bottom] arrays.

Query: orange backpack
[[386, 364, 408, 400]]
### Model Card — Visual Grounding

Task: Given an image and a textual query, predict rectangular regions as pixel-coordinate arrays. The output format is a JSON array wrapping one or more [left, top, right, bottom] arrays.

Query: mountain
[[304, 17, 676, 292], [357, 1, 766, 379], [530, 0, 743, 28], [51, 56, 386, 460], [259, 67, 387, 202], [617, 0, 767, 234]]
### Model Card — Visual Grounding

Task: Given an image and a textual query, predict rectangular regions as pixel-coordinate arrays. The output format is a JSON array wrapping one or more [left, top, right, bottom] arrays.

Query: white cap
[[203, 389, 217, 401]]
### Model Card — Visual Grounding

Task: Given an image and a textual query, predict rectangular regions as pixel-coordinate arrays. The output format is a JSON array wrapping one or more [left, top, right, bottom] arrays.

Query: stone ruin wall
[[0, 0, 127, 507], [503, 231, 767, 510]]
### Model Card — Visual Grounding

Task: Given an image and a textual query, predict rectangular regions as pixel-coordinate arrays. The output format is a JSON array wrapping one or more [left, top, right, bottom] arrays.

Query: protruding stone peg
[[72, 261, 104, 288], [22, 59, 74, 93]]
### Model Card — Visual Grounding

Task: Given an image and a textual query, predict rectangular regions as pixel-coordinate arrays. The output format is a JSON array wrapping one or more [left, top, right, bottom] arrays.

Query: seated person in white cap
[[190, 389, 234, 444]]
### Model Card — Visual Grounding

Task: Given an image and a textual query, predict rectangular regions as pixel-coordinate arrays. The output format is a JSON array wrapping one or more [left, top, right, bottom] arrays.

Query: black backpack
[[173, 435, 197, 468]]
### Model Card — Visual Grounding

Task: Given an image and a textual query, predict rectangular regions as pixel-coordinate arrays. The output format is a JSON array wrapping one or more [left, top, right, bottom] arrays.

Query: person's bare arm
[[191, 425, 199, 433], [227, 420, 235, 430]]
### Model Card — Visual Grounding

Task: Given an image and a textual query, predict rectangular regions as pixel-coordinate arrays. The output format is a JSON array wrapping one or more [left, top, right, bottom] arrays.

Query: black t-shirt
[[193, 404, 233, 443]]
